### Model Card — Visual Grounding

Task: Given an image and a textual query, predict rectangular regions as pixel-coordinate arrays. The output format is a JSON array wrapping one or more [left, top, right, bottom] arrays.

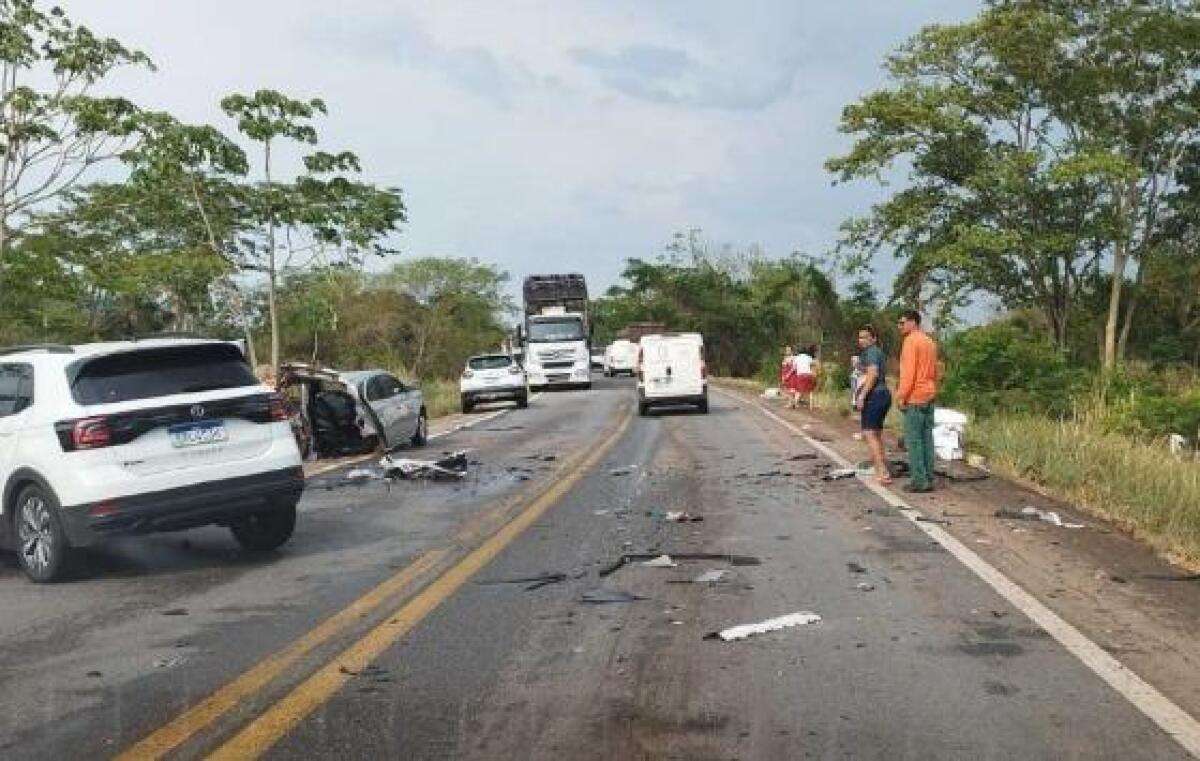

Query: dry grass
[[418, 378, 461, 419], [971, 415, 1200, 566]]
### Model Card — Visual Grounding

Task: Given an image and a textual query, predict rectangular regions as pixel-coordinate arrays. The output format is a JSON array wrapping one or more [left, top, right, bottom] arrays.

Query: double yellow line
[[118, 404, 634, 761]]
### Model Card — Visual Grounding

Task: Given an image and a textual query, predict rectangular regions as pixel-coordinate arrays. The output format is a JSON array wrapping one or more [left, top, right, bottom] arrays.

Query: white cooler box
[[933, 408, 968, 461]]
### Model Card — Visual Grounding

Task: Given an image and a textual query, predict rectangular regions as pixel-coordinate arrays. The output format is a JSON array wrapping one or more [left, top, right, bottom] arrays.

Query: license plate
[[169, 420, 228, 448]]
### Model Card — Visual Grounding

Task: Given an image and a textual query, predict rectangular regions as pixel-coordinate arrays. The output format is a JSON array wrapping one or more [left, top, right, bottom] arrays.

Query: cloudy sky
[[67, 0, 979, 298]]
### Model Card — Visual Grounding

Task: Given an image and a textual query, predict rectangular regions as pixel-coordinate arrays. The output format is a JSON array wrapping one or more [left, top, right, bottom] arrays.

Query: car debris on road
[[703, 611, 822, 641], [600, 553, 762, 578], [581, 588, 646, 604], [381, 450, 471, 480]]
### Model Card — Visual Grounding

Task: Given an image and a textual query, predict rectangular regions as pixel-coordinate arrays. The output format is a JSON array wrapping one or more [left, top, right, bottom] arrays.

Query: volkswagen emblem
[[190, 404, 206, 419]]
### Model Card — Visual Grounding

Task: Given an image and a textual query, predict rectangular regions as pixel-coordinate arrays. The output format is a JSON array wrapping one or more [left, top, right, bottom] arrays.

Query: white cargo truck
[[636, 332, 708, 415], [519, 274, 592, 390]]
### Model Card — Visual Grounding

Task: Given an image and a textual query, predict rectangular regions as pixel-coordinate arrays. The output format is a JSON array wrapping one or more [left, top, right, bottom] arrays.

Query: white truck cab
[[636, 333, 708, 415]]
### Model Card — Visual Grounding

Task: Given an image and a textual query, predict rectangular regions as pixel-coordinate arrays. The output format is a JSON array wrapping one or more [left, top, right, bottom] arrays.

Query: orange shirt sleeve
[[896, 335, 916, 405]]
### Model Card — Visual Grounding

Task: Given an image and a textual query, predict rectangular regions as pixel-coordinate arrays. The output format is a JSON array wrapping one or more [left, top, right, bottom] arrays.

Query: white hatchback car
[[0, 339, 304, 582], [460, 354, 528, 413]]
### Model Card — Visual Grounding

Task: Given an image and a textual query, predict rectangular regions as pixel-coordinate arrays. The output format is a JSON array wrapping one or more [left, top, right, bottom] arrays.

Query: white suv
[[0, 339, 304, 582], [460, 354, 528, 413]]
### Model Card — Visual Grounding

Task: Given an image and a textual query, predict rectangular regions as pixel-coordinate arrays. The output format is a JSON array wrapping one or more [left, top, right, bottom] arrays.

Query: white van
[[604, 339, 638, 377], [636, 333, 708, 415]]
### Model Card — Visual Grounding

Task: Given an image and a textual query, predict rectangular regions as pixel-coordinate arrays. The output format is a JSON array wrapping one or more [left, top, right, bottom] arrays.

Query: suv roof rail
[[0, 343, 75, 357]]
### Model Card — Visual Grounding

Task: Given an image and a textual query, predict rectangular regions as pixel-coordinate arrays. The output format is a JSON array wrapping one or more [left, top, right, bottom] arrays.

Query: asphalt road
[[0, 376, 1193, 760]]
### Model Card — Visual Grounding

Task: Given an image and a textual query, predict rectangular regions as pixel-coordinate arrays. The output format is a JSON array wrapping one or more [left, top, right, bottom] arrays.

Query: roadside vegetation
[[0, 1, 511, 417]]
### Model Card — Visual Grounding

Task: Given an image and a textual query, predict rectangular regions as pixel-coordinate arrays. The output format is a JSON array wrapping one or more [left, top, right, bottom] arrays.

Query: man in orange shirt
[[896, 310, 939, 492]]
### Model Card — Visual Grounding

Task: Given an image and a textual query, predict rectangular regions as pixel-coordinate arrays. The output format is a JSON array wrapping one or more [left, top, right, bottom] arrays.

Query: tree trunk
[[1103, 241, 1128, 371], [1117, 257, 1148, 362], [264, 140, 280, 375]]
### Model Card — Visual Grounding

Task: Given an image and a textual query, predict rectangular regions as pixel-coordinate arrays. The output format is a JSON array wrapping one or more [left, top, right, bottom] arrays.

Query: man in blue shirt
[[853, 325, 893, 485]]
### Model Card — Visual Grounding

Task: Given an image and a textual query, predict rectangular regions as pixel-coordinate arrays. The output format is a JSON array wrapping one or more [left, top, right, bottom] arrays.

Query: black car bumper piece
[[60, 466, 305, 546]]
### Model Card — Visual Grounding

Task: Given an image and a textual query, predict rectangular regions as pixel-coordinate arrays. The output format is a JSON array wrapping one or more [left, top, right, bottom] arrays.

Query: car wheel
[[516, 393, 529, 409], [638, 402, 650, 417], [230, 501, 296, 552], [412, 410, 429, 446], [698, 397, 709, 414], [14, 485, 73, 583], [461, 395, 474, 414]]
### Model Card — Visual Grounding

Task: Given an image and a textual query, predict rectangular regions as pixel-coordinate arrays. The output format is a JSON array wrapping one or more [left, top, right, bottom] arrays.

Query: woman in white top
[[789, 344, 818, 408]]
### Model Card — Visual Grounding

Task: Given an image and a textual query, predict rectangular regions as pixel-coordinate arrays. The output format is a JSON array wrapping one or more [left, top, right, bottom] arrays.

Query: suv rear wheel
[[230, 502, 296, 552], [14, 485, 72, 583]]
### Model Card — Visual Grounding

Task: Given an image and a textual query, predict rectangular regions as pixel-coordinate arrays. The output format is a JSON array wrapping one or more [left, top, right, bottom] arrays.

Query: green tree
[[220, 89, 326, 373], [0, 0, 154, 300], [380, 257, 512, 378], [829, 0, 1200, 368]]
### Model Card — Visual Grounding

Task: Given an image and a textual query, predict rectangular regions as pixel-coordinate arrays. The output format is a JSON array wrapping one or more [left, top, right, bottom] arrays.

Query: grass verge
[[971, 415, 1200, 566]]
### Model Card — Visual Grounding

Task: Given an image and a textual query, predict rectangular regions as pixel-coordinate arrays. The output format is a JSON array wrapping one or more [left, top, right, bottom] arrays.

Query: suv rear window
[[71, 344, 258, 405], [468, 356, 513, 371]]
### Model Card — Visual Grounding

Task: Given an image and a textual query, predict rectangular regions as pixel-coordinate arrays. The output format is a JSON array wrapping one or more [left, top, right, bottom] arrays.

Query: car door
[[361, 373, 401, 448], [382, 374, 418, 439], [0, 363, 34, 474]]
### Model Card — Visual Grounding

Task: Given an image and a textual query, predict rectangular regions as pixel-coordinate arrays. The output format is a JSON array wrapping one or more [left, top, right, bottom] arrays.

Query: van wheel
[[698, 397, 709, 414], [412, 410, 429, 446], [516, 393, 529, 409], [461, 395, 474, 414], [638, 402, 650, 417], [230, 502, 296, 552], [14, 485, 73, 583]]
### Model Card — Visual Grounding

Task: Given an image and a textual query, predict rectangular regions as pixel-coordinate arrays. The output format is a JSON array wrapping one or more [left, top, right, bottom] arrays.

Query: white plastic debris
[[761, 387, 782, 399], [345, 468, 376, 480], [1021, 506, 1084, 529], [641, 554, 677, 568], [694, 569, 728, 584], [1169, 433, 1187, 456], [823, 468, 857, 481], [705, 611, 822, 642]]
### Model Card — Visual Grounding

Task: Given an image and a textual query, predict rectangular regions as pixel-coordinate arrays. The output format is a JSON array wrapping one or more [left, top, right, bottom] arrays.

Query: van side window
[[0, 364, 33, 416]]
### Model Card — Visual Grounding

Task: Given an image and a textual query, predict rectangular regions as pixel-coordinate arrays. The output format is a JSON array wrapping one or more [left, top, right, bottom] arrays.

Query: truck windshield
[[527, 319, 585, 342]]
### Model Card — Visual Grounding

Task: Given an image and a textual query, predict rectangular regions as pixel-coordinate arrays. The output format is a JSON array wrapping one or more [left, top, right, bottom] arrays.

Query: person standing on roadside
[[792, 344, 818, 408], [781, 345, 798, 408], [853, 326, 892, 485], [896, 310, 939, 492]]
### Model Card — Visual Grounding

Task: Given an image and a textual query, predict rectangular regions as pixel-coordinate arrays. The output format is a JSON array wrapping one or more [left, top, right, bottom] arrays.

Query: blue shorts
[[861, 388, 892, 431]]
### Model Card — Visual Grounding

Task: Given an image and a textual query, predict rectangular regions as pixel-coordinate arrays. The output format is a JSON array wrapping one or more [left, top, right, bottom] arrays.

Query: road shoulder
[[714, 380, 1200, 729]]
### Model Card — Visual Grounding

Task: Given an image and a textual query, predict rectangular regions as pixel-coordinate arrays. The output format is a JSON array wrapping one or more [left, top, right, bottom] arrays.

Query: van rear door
[[641, 336, 704, 398]]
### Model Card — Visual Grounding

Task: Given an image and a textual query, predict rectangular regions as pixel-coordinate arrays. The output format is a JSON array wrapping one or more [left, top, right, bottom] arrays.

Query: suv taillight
[[268, 393, 289, 422], [56, 416, 113, 451]]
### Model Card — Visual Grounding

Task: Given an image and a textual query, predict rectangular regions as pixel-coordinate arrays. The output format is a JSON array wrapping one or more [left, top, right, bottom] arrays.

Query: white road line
[[713, 387, 1200, 759]]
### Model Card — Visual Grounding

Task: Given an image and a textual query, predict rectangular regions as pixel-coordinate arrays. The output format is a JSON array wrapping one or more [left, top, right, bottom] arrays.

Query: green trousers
[[903, 403, 936, 489]]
